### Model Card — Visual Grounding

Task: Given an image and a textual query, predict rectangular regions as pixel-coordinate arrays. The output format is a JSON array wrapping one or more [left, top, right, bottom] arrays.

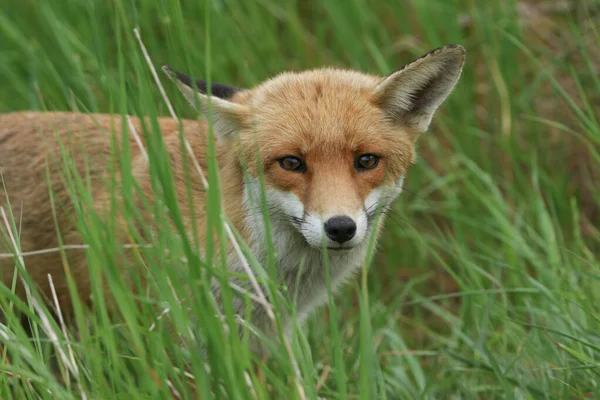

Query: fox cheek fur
[[0, 45, 465, 347]]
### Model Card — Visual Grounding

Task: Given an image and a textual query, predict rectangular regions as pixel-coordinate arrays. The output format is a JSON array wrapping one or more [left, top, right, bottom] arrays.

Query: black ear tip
[[444, 44, 465, 51], [163, 67, 194, 88], [443, 44, 466, 59], [162, 66, 242, 99]]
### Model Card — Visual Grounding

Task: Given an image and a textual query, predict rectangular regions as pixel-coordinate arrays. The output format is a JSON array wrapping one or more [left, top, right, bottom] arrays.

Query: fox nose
[[324, 216, 357, 244]]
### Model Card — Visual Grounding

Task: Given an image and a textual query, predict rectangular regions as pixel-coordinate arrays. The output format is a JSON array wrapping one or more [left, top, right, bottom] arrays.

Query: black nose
[[324, 216, 357, 243]]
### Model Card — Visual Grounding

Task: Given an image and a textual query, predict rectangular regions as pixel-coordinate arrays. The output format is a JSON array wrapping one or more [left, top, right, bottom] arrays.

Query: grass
[[1, 0, 600, 398]]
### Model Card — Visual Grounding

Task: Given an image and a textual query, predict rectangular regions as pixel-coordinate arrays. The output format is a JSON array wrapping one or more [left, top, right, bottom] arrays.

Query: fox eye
[[355, 154, 380, 171], [278, 156, 306, 172]]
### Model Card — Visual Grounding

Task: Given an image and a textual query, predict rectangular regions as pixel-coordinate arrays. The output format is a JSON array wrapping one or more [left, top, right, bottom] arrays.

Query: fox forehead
[[238, 68, 416, 174], [248, 68, 388, 143], [250, 68, 380, 105]]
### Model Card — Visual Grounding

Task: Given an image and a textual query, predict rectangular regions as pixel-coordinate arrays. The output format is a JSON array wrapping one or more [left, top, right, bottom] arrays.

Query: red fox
[[0, 45, 465, 342]]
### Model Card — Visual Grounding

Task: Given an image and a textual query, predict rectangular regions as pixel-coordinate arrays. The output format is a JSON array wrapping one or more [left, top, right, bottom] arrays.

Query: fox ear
[[373, 44, 465, 133], [162, 66, 249, 140]]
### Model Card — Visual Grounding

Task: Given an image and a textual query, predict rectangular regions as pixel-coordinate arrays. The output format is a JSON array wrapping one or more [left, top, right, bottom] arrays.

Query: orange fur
[[0, 112, 236, 313]]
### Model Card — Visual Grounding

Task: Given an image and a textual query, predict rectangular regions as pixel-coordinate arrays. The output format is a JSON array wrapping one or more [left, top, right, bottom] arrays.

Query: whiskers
[[365, 201, 415, 234], [288, 215, 304, 227], [244, 204, 307, 228], [245, 204, 279, 219]]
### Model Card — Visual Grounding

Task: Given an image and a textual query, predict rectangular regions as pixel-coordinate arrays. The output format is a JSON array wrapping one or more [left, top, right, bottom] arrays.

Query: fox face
[[163, 44, 465, 257], [237, 69, 414, 252]]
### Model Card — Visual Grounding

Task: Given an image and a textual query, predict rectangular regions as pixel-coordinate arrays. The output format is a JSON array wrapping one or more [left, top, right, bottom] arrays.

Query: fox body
[[0, 45, 465, 342]]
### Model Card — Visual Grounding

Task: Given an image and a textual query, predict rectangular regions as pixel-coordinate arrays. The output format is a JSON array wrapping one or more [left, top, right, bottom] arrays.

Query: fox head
[[163, 45, 465, 254]]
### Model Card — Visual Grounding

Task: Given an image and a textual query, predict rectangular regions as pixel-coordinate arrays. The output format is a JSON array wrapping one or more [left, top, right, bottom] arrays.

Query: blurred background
[[1, 0, 600, 398]]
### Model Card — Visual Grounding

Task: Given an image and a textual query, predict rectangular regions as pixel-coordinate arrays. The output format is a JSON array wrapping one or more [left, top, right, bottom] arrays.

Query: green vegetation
[[1, 0, 599, 398]]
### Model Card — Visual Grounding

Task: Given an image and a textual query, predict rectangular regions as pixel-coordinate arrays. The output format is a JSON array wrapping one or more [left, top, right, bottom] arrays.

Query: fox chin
[[0, 44, 465, 350]]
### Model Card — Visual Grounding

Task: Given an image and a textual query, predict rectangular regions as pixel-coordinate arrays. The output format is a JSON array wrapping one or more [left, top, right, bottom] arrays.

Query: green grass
[[1, 0, 600, 398]]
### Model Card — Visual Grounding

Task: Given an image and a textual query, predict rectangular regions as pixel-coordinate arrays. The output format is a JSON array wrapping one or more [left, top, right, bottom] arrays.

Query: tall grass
[[1, 0, 599, 398]]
